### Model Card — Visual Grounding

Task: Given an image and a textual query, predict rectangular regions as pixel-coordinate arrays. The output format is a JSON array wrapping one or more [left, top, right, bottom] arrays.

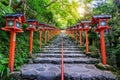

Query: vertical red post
[[44, 31, 47, 44], [85, 30, 89, 54], [47, 31, 48, 42], [76, 31, 78, 43], [8, 31, 16, 72], [49, 30, 51, 40], [71, 31, 72, 37], [29, 30, 33, 57], [100, 30, 106, 65], [73, 31, 75, 39], [79, 30, 82, 46], [48, 31, 50, 41], [39, 30, 42, 48]]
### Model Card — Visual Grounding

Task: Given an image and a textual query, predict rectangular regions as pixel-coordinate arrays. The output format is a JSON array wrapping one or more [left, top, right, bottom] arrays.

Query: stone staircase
[[12, 33, 117, 80]]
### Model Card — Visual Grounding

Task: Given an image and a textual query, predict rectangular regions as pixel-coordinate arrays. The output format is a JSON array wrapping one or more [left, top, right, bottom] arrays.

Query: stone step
[[43, 49, 80, 51], [43, 47, 80, 50], [44, 47, 80, 49], [38, 52, 83, 54], [50, 42, 75, 44], [34, 53, 86, 58], [11, 34, 117, 80], [44, 50, 80, 52], [33, 57, 99, 64], [12, 64, 117, 80], [43, 51, 82, 53], [44, 46, 79, 48]]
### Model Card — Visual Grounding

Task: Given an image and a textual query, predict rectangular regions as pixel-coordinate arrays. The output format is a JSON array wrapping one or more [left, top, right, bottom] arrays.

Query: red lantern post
[[46, 25, 52, 42], [81, 21, 91, 54], [26, 19, 38, 57], [48, 28, 50, 41], [47, 25, 53, 41], [92, 15, 111, 65], [44, 25, 48, 44], [74, 26, 79, 43], [77, 23, 83, 46], [39, 23, 45, 48], [2, 14, 25, 72], [71, 26, 76, 39]]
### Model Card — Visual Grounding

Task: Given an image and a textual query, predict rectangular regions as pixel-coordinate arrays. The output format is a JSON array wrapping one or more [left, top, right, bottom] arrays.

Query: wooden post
[[85, 30, 89, 54], [29, 30, 33, 57], [44, 31, 47, 44], [79, 30, 82, 46], [8, 31, 16, 72], [76, 31, 78, 43], [48, 31, 49, 42], [100, 30, 107, 65], [39, 30, 42, 48]]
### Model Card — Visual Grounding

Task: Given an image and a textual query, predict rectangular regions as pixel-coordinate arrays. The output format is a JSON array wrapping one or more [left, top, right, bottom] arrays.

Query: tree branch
[[12, 0, 25, 9], [44, 0, 57, 8]]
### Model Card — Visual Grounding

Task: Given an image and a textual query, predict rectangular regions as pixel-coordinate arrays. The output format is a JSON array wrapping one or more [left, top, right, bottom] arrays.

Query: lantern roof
[[5, 13, 24, 18], [39, 22, 45, 26], [92, 15, 111, 24], [81, 20, 91, 23], [5, 13, 25, 22], [45, 24, 50, 27], [26, 19, 38, 26], [26, 19, 38, 22], [81, 20, 91, 27], [93, 15, 111, 19]]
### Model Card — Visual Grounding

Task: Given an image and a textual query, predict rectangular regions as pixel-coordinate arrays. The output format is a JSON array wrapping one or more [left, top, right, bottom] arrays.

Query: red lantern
[[92, 15, 111, 65], [2, 13, 25, 72], [39, 22, 45, 48], [81, 20, 91, 54], [26, 19, 38, 57], [77, 22, 83, 46]]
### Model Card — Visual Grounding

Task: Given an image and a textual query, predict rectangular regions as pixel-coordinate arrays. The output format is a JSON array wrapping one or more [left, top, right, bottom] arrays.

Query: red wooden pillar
[[46, 31, 48, 43], [74, 31, 75, 39], [100, 30, 106, 65], [79, 30, 82, 46], [76, 31, 78, 43], [71, 31, 72, 37], [8, 31, 16, 72], [29, 30, 33, 57], [85, 30, 89, 54], [72, 31, 74, 38], [48, 31, 50, 42], [44, 30, 47, 44], [49, 30, 51, 40], [39, 30, 42, 48]]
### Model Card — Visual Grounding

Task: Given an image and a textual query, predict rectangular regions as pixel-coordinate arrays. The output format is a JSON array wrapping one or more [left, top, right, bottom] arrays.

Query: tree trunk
[[9, 0, 12, 7], [24, 0, 26, 18]]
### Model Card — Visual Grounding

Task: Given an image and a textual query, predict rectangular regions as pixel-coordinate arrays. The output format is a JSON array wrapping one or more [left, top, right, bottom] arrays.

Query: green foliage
[[92, 0, 120, 67]]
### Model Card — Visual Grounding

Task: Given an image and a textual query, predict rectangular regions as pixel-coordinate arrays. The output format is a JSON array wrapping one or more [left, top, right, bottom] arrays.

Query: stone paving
[[19, 64, 116, 80], [12, 32, 117, 80]]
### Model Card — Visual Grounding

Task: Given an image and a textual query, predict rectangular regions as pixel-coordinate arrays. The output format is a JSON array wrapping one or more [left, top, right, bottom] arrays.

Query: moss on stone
[[95, 63, 116, 71]]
